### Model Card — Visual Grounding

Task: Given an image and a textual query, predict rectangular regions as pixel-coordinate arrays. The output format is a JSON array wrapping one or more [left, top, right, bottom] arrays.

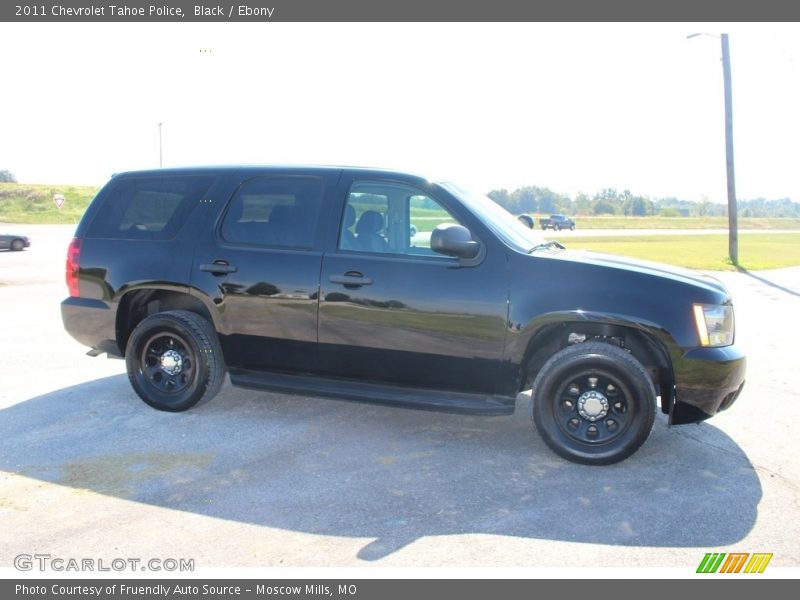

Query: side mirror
[[430, 224, 480, 259]]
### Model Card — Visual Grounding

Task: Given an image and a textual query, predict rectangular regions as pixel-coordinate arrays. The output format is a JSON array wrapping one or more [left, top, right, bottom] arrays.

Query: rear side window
[[220, 176, 323, 249], [86, 175, 214, 240]]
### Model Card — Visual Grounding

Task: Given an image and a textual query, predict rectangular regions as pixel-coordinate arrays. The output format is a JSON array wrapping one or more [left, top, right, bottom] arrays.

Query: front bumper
[[671, 344, 746, 424]]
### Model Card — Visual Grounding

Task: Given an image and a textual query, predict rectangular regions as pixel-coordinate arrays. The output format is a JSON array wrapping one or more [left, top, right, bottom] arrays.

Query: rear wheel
[[531, 342, 656, 465], [125, 310, 225, 412]]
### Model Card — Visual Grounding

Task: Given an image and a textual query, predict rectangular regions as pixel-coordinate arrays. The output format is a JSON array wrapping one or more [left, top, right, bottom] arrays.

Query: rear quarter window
[[86, 175, 214, 239]]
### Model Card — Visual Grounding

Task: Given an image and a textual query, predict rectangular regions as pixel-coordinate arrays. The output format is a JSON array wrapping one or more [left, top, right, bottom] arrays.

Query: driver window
[[338, 181, 461, 256]]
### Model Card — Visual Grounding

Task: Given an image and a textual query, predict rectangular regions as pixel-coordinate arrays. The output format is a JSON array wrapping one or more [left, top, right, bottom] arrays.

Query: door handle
[[329, 272, 373, 287], [199, 261, 238, 275]]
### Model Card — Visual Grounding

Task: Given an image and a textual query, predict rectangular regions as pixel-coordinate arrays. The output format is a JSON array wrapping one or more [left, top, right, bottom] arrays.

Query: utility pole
[[721, 34, 738, 265], [688, 33, 738, 265]]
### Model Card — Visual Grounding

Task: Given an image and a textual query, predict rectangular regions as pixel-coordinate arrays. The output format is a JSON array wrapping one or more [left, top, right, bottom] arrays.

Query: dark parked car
[[517, 214, 535, 229], [0, 231, 31, 251], [61, 166, 745, 464], [540, 214, 576, 230]]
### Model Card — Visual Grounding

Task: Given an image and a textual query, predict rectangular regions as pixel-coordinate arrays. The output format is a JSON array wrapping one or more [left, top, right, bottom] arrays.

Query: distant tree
[[592, 188, 623, 214], [740, 197, 800, 218], [593, 201, 616, 215], [573, 193, 593, 215], [539, 193, 557, 214], [511, 187, 539, 213], [0, 170, 16, 183], [492, 183, 798, 219], [487, 189, 511, 210], [622, 194, 652, 217]]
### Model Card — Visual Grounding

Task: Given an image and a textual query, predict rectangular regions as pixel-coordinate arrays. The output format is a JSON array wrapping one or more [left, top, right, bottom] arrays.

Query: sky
[[1, 22, 799, 203]]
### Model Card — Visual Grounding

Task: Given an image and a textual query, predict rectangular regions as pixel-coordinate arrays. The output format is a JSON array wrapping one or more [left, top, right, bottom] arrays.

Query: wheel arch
[[116, 287, 219, 357], [518, 313, 676, 415]]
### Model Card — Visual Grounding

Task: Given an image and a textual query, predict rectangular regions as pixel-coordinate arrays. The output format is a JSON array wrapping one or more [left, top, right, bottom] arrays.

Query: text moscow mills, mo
[[16, 584, 359, 597], [15, 5, 276, 18]]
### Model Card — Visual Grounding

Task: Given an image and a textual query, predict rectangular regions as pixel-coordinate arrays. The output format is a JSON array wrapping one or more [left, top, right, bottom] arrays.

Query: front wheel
[[125, 310, 225, 412], [531, 342, 656, 465], [10, 239, 25, 251]]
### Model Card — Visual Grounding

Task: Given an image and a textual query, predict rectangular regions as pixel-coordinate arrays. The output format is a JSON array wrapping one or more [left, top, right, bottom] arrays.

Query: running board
[[229, 370, 516, 416]]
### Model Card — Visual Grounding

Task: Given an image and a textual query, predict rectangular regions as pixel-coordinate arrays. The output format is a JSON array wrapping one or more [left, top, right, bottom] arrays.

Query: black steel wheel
[[531, 342, 656, 465], [10, 239, 24, 251], [125, 310, 225, 412]]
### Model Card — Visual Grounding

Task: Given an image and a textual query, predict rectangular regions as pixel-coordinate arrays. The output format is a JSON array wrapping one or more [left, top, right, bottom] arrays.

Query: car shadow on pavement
[[0, 374, 761, 562], [735, 266, 800, 298]]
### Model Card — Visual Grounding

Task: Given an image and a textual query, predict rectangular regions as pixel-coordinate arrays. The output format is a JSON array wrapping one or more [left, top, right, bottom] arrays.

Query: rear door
[[192, 171, 338, 373], [317, 176, 509, 395]]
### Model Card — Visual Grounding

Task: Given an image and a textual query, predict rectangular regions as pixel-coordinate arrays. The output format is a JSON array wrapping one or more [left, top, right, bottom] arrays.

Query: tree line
[[487, 185, 800, 218], [2, 169, 797, 218]]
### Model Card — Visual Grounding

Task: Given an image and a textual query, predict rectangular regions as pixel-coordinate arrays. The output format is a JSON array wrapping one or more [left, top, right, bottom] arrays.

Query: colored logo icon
[[696, 553, 773, 573]]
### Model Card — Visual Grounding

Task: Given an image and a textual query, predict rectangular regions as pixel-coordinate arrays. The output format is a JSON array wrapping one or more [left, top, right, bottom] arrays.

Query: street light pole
[[688, 32, 738, 265], [721, 34, 738, 265], [158, 122, 163, 168]]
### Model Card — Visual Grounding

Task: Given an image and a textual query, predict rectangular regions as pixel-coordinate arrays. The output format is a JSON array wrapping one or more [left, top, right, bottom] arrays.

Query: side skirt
[[229, 370, 516, 416]]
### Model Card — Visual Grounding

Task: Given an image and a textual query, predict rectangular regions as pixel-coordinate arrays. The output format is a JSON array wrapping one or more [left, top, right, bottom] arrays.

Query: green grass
[[557, 215, 800, 230], [0, 182, 99, 224], [561, 233, 800, 271]]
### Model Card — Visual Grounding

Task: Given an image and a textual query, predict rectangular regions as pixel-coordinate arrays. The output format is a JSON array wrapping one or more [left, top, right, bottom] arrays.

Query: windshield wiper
[[529, 240, 565, 253]]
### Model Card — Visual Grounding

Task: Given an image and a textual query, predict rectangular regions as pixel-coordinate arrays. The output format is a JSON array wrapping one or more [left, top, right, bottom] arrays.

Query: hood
[[549, 249, 730, 298]]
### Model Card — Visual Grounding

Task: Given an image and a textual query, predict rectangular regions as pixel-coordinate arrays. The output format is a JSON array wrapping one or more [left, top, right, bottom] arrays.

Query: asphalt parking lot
[[1, 225, 798, 573]]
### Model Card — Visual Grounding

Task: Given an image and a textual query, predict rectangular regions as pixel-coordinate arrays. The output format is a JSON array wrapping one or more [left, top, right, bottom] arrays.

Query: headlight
[[692, 304, 735, 347]]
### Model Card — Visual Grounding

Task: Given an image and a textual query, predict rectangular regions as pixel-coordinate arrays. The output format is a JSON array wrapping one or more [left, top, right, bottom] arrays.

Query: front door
[[318, 179, 509, 395]]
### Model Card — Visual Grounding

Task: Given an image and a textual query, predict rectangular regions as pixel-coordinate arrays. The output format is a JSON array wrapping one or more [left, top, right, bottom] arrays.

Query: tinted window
[[87, 175, 214, 240], [339, 181, 461, 256], [221, 177, 323, 249]]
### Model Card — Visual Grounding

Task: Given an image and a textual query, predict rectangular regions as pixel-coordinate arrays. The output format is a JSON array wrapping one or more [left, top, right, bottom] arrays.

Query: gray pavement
[[0, 225, 798, 574]]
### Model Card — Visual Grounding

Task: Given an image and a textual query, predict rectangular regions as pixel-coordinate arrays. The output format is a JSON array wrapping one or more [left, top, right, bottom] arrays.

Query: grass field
[[554, 215, 800, 230], [0, 182, 99, 224], [560, 233, 800, 271]]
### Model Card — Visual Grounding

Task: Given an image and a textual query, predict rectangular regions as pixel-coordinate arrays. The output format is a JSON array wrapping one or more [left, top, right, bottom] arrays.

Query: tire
[[125, 310, 225, 412], [570, 225, 575, 231], [10, 239, 24, 251], [531, 342, 656, 465]]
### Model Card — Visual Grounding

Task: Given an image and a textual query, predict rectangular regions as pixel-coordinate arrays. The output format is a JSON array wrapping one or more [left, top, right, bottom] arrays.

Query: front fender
[[500, 309, 677, 403]]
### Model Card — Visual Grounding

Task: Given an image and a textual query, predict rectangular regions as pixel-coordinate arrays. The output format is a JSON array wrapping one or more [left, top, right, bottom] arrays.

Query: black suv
[[62, 166, 745, 465]]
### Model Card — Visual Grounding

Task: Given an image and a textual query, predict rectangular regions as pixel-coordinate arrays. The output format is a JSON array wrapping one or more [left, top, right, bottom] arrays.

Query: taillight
[[66, 237, 82, 297]]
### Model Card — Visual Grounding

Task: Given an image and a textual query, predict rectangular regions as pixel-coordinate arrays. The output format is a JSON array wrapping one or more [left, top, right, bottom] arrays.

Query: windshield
[[437, 181, 548, 252]]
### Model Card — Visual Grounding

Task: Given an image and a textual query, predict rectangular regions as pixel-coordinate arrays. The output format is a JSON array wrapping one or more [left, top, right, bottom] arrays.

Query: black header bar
[[2, 579, 793, 600], [4, 0, 800, 22]]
